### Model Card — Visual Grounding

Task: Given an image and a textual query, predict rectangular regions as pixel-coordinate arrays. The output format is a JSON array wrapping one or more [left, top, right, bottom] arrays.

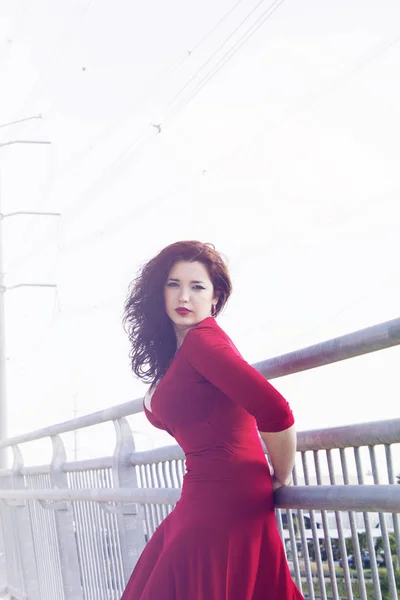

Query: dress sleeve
[[184, 322, 294, 432]]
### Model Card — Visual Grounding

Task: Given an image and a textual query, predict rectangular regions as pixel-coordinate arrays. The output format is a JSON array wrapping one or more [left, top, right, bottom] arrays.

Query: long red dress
[[121, 316, 303, 599]]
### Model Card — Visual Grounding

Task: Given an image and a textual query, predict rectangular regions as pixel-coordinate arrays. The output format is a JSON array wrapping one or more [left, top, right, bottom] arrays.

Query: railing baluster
[[163, 461, 175, 515], [354, 446, 383, 600], [0, 471, 23, 595], [28, 475, 48, 597], [369, 445, 398, 600], [275, 508, 284, 541], [340, 448, 368, 600], [326, 450, 354, 600], [112, 418, 146, 585], [177, 459, 185, 485], [87, 469, 109, 597], [158, 462, 169, 520], [104, 467, 125, 594], [0, 373, 399, 600], [143, 464, 157, 536], [150, 462, 164, 526], [292, 465, 314, 600], [75, 471, 96, 599], [385, 444, 400, 564], [313, 450, 339, 600], [136, 464, 150, 539], [286, 508, 302, 591], [301, 452, 328, 600], [10, 446, 41, 600], [49, 435, 84, 599]]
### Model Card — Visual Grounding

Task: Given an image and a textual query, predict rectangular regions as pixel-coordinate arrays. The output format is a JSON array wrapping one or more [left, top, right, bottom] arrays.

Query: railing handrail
[[0, 485, 399, 513], [129, 418, 400, 463], [0, 397, 143, 450], [0, 416, 398, 477], [1, 316, 399, 450], [297, 417, 400, 451], [253, 315, 400, 378]]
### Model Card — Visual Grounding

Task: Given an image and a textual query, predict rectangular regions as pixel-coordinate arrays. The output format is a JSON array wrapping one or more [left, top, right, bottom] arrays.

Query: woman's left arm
[[260, 425, 297, 488], [184, 323, 294, 434]]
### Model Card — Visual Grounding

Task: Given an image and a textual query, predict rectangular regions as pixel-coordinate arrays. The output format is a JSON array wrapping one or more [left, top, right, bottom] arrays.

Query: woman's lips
[[175, 308, 191, 315]]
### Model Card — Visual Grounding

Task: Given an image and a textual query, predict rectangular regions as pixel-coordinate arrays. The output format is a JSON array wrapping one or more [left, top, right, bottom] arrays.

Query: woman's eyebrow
[[167, 278, 205, 284]]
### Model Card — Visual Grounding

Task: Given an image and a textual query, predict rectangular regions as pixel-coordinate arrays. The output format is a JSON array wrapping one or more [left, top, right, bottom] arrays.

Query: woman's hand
[[271, 474, 292, 492]]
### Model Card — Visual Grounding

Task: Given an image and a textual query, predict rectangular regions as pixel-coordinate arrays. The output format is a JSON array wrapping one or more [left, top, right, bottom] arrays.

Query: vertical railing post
[[10, 446, 41, 599], [113, 418, 146, 584], [50, 434, 84, 599], [0, 493, 8, 594]]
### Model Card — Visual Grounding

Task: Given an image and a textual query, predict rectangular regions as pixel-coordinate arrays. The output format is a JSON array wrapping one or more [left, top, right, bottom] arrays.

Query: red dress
[[121, 317, 303, 600]]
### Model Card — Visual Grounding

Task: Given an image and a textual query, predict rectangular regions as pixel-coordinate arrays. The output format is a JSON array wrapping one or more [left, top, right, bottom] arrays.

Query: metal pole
[[0, 140, 52, 468], [0, 178, 6, 469], [73, 393, 78, 461], [0, 114, 42, 129]]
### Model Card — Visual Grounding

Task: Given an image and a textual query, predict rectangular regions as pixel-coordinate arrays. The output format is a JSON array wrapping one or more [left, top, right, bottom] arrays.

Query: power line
[[55, 172, 199, 256], [47, 1, 286, 230], [170, 0, 287, 117], [165, 0, 273, 111], [190, 0, 248, 55], [61, 126, 153, 217], [42, 0, 249, 187], [10, 16, 400, 272], [5, 129, 156, 275], [186, 28, 400, 175], [4, 3, 258, 274], [38, 29, 400, 261]]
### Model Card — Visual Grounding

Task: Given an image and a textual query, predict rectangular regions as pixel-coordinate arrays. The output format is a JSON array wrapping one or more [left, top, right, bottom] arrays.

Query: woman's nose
[[178, 288, 190, 302]]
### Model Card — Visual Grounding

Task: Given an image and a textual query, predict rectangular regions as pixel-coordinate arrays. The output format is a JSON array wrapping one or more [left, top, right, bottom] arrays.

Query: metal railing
[[0, 316, 399, 600]]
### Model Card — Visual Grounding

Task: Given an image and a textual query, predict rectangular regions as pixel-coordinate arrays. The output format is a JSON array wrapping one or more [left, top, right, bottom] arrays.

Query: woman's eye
[[167, 282, 178, 287], [193, 285, 205, 290]]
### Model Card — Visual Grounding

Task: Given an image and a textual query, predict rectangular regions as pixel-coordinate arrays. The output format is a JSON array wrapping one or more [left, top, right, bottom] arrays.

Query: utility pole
[[73, 392, 79, 460], [0, 138, 59, 468]]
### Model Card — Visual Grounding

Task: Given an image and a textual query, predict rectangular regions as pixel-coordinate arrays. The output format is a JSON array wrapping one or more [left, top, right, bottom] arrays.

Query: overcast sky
[[0, 0, 399, 470]]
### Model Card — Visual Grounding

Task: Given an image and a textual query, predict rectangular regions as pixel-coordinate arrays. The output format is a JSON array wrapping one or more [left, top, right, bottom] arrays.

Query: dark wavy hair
[[122, 240, 232, 384]]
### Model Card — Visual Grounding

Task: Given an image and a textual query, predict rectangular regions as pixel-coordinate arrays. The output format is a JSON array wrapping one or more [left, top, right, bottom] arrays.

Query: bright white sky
[[0, 0, 399, 469]]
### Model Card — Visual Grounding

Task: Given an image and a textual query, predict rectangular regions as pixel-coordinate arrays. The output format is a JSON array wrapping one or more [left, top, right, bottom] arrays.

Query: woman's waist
[[179, 467, 274, 515], [184, 453, 271, 482]]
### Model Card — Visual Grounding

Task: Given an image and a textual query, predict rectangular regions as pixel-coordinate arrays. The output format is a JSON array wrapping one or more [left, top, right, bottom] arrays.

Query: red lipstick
[[175, 308, 191, 315]]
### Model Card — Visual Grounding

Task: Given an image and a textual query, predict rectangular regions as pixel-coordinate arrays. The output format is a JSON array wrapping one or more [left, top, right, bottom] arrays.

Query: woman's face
[[164, 260, 219, 337]]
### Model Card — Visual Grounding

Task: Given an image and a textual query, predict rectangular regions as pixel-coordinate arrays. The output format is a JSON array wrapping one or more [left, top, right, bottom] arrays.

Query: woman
[[121, 240, 303, 599]]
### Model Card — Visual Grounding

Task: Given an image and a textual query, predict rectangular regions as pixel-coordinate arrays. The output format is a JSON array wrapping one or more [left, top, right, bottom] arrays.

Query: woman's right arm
[[260, 424, 297, 488]]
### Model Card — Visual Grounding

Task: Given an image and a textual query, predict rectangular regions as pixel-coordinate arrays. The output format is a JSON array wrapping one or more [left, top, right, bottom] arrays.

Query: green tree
[[346, 533, 368, 556], [379, 569, 400, 600], [375, 534, 397, 557], [345, 537, 354, 555], [375, 534, 399, 572]]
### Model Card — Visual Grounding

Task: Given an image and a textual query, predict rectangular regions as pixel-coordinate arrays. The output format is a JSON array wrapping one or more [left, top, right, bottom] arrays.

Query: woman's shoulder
[[183, 317, 241, 356], [187, 316, 228, 339]]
